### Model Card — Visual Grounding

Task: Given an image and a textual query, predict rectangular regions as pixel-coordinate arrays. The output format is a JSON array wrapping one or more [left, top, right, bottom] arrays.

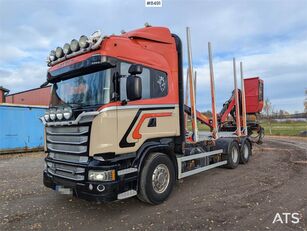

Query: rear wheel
[[240, 141, 251, 164], [225, 141, 240, 169], [138, 152, 175, 204]]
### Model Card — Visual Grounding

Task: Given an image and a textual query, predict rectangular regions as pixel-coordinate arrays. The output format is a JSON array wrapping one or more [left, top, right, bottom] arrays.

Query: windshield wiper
[[68, 103, 84, 109]]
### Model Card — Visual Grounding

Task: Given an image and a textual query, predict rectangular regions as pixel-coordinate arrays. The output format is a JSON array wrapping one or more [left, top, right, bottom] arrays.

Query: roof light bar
[[47, 30, 104, 66]]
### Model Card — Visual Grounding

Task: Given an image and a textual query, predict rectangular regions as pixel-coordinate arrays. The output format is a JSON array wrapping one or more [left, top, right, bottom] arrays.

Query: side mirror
[[128, 64, 143, 75], [126, 75, 142, 101]]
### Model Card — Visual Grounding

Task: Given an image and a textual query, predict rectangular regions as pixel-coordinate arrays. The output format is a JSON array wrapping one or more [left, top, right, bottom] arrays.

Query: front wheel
[[138, 152, 175, 204]]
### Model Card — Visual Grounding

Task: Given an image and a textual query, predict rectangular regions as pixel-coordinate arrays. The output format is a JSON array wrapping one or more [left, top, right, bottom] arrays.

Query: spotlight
[[70, 39, 80, 52], [55, 47, 64, 58], [79, 35, 89, 48], [63, 43, 72, 55]]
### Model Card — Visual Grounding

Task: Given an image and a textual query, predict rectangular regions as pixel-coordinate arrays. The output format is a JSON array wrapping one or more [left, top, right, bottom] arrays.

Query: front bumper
[[43, 158, 138, 202]]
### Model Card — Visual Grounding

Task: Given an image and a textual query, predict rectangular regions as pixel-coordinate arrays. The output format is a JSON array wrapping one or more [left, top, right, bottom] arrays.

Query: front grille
[[49, 152, 89, 163], [47, 162, 85, 181], [46, 125, 90, 181], [46, 126, 89, 155]]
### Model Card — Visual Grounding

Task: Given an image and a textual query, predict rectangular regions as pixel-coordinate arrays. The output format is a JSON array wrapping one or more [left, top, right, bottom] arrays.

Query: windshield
[[50, 69, 111, 107]]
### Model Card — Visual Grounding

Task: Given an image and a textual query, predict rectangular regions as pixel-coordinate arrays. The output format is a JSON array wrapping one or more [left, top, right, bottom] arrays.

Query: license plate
[[55, 185, 73, 195]]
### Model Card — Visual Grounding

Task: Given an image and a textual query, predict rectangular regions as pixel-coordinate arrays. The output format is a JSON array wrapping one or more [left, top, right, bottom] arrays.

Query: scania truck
[[41, 25, 264, 204]]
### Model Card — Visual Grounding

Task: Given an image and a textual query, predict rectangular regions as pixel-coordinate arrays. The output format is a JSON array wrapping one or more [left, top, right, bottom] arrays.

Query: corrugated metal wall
[[0, 104, 47, 153]]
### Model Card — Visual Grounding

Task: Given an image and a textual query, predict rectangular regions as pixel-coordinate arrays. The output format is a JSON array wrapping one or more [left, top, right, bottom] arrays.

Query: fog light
[[97, 184, 105, 192], [44, 111, 50, 121], [49, 108, 56, 121], [88, 170, 115, 182], [56, 113, 63, 120], [63, 107, 72, 120], [56, 108, 63, 120]]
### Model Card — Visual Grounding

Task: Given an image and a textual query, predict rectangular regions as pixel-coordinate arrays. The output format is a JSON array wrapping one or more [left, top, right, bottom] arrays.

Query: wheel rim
[[243, 144, 249, 159], [152, 164, 170, 194], [232, 147, 239, 163]]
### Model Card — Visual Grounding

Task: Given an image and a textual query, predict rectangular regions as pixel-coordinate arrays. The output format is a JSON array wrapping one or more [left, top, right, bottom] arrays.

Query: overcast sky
[[0, 0, 307, 113]]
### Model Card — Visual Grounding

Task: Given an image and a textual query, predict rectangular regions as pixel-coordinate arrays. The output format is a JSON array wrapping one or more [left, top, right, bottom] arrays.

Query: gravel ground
[[0, 137, 306, 231]]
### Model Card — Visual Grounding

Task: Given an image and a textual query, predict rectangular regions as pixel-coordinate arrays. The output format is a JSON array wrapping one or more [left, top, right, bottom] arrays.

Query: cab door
[[116, 62, 180, 154]]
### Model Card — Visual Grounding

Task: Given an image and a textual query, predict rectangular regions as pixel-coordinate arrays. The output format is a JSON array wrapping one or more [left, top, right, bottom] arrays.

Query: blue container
[[0, 104, 47, 153]]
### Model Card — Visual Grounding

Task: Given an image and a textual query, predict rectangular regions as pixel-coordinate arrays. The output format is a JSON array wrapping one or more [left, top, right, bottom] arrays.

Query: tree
[[202, 110, 212, 117], [263, 98, 273, 135]]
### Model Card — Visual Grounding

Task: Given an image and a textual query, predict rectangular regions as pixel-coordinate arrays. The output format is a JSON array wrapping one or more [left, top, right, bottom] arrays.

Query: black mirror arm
[[121, 99, 128, 105], [40, 81, 49, 88]]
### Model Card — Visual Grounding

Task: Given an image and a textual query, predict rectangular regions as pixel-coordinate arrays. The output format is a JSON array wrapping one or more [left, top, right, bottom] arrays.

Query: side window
[[120, 62, 168, 100], [150, 69, 168, 98], [259, 81, 263, 101]]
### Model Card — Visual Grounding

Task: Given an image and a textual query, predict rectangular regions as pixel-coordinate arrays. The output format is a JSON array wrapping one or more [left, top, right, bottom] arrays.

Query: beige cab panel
[[89, 109, 117, 156], [116, 105, 180, 154], [89, 105, 180, 156]]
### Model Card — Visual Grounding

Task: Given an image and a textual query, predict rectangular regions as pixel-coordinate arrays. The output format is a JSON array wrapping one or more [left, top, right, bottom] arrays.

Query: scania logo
[[58, 59, 75, 68]]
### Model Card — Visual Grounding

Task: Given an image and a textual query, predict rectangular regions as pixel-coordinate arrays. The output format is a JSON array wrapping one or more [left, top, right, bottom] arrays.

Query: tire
[[138, 152, 175, 204], [225, 141, 240, 169], [240, 141, 251, 164]]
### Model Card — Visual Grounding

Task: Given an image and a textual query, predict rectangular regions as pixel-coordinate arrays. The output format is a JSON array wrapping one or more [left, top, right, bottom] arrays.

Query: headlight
[[88, 170, 115, 182], [44, 111, 50, 121], [49, 108, 56, 121], [63, 107, 72, 120], [79, 35, 89, 48], [63, 43, 71, 55], [49, 50, 56, 61], [70, 39, 80, 52], [56, 108, 63, 120], [55, 47, 64, 58]]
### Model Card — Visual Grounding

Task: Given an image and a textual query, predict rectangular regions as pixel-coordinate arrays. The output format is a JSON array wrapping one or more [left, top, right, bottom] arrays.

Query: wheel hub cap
[[152, 164, 170, 194], [232, 147, 238, 163]]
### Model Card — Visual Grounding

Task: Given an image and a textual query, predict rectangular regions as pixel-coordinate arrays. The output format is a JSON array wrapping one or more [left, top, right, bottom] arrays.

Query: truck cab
[[42, 26, 185, 203]]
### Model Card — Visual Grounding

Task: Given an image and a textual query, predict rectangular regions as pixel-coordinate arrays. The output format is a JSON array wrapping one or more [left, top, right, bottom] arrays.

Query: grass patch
[[260, 120, 307, 136], [186, 121, 210, 131], [186, 119, 307, 136]]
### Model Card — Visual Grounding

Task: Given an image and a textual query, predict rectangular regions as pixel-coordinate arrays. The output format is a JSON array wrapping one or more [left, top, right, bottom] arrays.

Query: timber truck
[[41, 25, 264, 204]]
